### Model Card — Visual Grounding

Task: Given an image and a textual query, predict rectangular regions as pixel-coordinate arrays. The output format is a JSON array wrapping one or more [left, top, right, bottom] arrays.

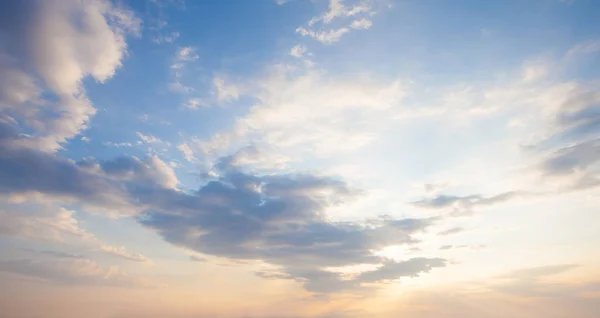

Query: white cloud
[[194, 68, 406, 161], [0, 257, 153, 288], [174, 46, 199, 62], [183, 97, 206, 109], [350, 18, 373, 29], [290, 45, 308, 58], [297, 0, 378, 44], [296, 27, 350, 44], [213, 74, 241, 103], [103, 141, 133, 148], [168, 47, 200, 94], [152, 31, 180, 44], [0, 206, 91, 243], [177, 143, 195, 162], [146, 155, 179, 189], [0, 204, 151, 263], [0, 0, 140, 151], [136, 132, 163, 144], [168, 81, 195, 93], [99, 245, 150, 263], [522, 61, 549, 83], [566, 41, 600, 57]]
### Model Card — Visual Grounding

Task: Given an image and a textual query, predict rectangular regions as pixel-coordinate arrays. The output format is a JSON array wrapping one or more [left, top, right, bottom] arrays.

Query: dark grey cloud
[[0, 118, 180, 214], [139, 161, 443, 293], [0, 119, 444, 293]]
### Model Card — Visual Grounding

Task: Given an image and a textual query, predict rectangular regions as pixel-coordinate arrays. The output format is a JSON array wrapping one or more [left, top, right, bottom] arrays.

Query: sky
[[1, 0, 600, 317]]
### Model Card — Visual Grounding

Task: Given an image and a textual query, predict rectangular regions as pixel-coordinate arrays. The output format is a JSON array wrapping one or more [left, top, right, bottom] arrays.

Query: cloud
[[0, 0, 139, 151], [138, 157, 441, 293], [0, 258, 153, 288], [152, 31, 180, 44], [136, 132, 164, 144], [103, 141, 133, 148], [22, 249, 85, 259], [566, 41, 600, 57], [0, 203, 150, 263], [169, 46, 199, 94], [498, 264, 578, 281], [0, 206, 91, 243], [183, 97, 206, 109], [355, 258, 446, 283], [1, 115, 441, 293], [528, 86, 600, 190], [99, 245, 150, 263], [213, 74, 241, 103], [349, 18, 373, 29], [296, 0, 378, 44], [412, 191, 524, 214], [0, 122, 181, 214], [191, 68, 405, 161], [175, 46, 199, 62], [189, 255, 207, 262], [290, 45, 308, 58], [177, 143, 195, 162], [296, 27, 350, 44], [437, 227, 464, 236]]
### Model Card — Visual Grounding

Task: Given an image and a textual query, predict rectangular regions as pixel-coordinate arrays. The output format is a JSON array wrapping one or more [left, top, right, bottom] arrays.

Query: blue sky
[[1, 0, 600, 317]]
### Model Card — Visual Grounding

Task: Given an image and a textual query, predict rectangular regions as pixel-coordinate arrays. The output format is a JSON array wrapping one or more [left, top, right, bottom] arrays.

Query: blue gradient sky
[[1, 1, 600, 317]]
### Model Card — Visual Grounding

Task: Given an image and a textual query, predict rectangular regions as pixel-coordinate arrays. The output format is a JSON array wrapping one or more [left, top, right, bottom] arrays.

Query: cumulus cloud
[[0, 0, 140, 151], [138, 157, 442, 293], [1, 114, 442, 293], [0, 121, 180, 214]]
